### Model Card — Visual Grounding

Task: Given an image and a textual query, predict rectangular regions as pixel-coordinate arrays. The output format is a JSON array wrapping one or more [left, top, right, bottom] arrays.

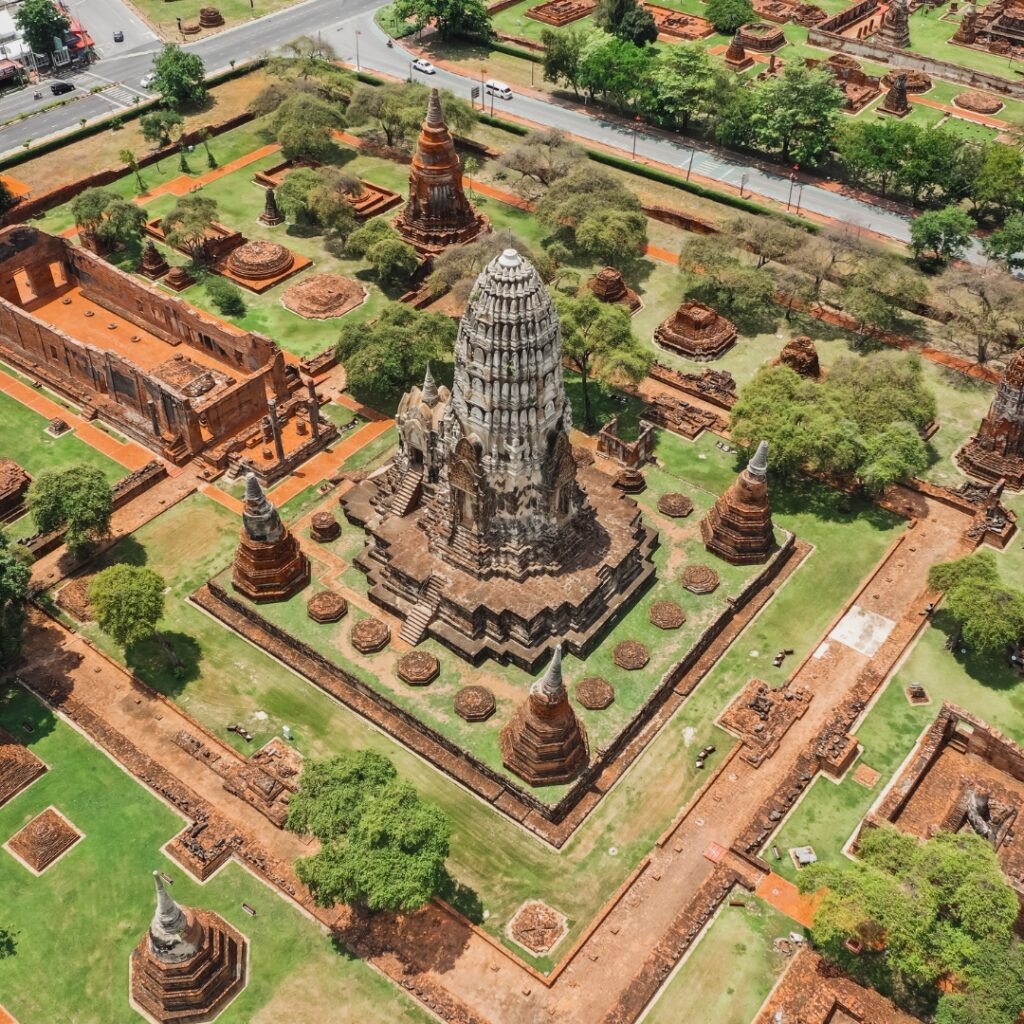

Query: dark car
[[113, 29, 124, 41], [50, 81, 75, 95]]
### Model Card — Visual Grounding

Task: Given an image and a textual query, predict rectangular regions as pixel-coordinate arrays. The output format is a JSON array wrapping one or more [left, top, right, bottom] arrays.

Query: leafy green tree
[[982, 212, 1024, 272], [205, 276, 246, 317], [556, 292, 651, 429], [365, 235, 419, 286], [836, 119, 917, 198], [87, 564, 166, 650], [729, 214, 803, 269], [288, 751, 451, 913], [750, 66, 844, 166], [578, 36, 656, 111], [98, 199, 146, 250], [162, 195, 218, 263], [120, 148, 145, 193], [970, 142, 1024, 220], [335, 303, 456, 405], [140, 109, 184, 147], [615, 3, 658, 45], [858, 422, 929, 492], [645, 44, 721, 130], [705, 0, 755, 32], [427, 233, 551, 302], [541, 27, 590, 96], [0, 532, 31, 669], [929, 551, 1024, 656], [678, 234, 775, 328], [152, 44, 207, 109], [939, 265, 1024, 365], [347, 82, 473, 151], [909, 205, 976, 264], [71, 187, 114, 238], [392, 0, 490, 39], [275, 167, 359, 238], [840, 251, 927, 336], [896, 128, 964, 205], [271, 93, 345, 162], [0, 178, 16, 217], [801, 828, 1019, 1005], [14, 0, 68, 54], [346, 218, 394, 259], [936, 939, 1024, 1024], [27, 467, 112, 556], [575, 208, 647, 269]]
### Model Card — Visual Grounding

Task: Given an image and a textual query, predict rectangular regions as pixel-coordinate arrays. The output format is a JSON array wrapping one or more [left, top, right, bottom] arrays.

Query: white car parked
[[411, 58, 436, 75], [140, 73, 156, 89]]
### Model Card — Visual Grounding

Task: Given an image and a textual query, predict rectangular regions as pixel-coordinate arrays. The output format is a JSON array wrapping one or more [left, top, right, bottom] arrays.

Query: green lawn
[[644, 896, 793, 1024], [0, 684, 432, 1024]]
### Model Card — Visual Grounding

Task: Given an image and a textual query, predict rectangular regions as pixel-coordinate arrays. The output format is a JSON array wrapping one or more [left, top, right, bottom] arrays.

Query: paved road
[[0, 0, 969, 255]]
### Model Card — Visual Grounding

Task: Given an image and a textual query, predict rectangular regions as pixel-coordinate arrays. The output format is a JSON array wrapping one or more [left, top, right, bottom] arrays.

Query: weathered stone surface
[[501, 648, 589, 786], [6, 807, 80, 872], [232, 474, 310, 603], [0, 727, 46, 808], [682, 564, 721, 594], [875, 0, 910, 47], [0, 458, 30, 518], [454, 685, 496, 721], [307, 590, 347, 623], [701, 441, 775, 565], [654, 300, 737, 361], [657, 492, 693, 518], [953, 89, 1003, 113], [226, 240, 293, 281], [649, 600, 686, 629], [393, 90, 489, 255], [140, 240, 169, 280], [586, 266, 641, 311], [613, 640, 650, 670], [397, 650, 440, 685], [879, 72, 910, 116], [350, 616, 390, 653], [309, 510, 340, 542], [508, 900, 568, 954], [778, 336, 821, 378], [282, 274, 366, 320], [725, 29, 754, 69], [258, 187, 284, 227], [575, 676, 615, 710], [958, 350, 1024, 489]]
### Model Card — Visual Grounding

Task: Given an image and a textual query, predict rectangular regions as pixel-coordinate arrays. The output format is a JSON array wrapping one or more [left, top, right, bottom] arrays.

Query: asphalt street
[[0, 0, 970, 255]]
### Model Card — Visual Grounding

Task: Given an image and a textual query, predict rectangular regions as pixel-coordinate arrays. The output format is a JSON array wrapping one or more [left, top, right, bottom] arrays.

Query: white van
[[484, 79, 513, 100]]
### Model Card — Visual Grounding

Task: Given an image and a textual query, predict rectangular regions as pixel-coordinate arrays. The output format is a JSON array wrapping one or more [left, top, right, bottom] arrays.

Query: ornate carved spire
[[242, 473, 283, 544], [149, 871, 199, 963], [532, 645, 565, 702], [426, 87, 445, 129], [421, 363, 439, 408], [700, 440, 775, 564], [748, 440, 769, 480], [957, 350, 1024, 489]]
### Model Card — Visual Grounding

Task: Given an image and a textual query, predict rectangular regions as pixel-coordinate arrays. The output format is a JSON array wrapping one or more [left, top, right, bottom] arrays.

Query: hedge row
[[0, 57, 266, 174], [487, 39, 543, 63]]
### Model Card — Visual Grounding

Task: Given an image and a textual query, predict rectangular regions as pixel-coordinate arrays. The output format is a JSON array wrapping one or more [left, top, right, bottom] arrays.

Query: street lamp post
[[631, 115, 642, 160], [795, 183, 805, 214], [686, 147, 695, 181], [355, 30, 361, 71], [740, 172, 747, 198], [480, 68, 486, 111], [786, 172, 796, 210]]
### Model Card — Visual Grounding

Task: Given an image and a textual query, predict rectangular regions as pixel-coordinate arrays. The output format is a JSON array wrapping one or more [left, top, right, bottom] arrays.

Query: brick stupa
[[232, 473, 310, 602], [654, 299, 737, 361], [130, 872, 247, 1024], [394, 89, 489, 255], [701, 440, 775, 564], [500, 646, 589, 786], [957, 350, 1024, 489], [341, 249, 657, 671], [724, 29, 753, 70]]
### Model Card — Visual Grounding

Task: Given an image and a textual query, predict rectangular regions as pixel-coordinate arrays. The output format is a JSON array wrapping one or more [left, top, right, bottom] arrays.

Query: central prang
[[342, 248, 657, 671]]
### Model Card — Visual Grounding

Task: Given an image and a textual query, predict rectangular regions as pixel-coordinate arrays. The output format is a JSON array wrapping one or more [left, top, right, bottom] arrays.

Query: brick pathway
[[756, 873, 822, 929]]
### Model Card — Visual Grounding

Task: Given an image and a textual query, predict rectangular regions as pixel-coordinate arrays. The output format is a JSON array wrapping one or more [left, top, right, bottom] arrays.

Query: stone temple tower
[[426, 248, 594, 579], [700, 440, 775, 565], [393, 88, 489, 254], [342, 248, 658, 670], [130, 872, 248, 1023], [958, 350, 1024, 489]]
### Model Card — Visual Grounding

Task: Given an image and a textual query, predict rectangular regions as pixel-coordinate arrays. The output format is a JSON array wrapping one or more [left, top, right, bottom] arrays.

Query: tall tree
[[88, 564, 166, 650], [151, 44, 207, 109], [836, 119, 917, 198], [14, 0, 69, 54], [750, 65, 844, 166], [0, 533, 31, 669], [970, 142, 1024, 221], [645, 44, 721, 130], [909, 206, 976, 264], [540, 27, 590, 96], [71, 187, 114, 239], [578, 36, 656, 111], [162, 194, 218, 263], [496, 129, 584, 199], [139, 109, 184, 147], [288, 751, 451, 913], [391, 0, 490, 39], [938, 265, 1024, 365], [705, 0, 755, 32], [27, 467, 113, 556], [556, 292, 651, 429], [982, 213, 1024, 272], [335, 303, 456, 406], [271, 93, 345, 162], [575, 208, 647, 270]]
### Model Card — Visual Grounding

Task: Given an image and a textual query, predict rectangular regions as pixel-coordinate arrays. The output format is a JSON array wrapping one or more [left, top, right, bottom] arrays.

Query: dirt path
[[12, 483, 976, 1023]]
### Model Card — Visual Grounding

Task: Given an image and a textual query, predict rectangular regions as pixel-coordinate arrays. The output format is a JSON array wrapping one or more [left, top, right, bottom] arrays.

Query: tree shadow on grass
[[438, 872, 485, 925], [0, 682, 58, 743], [926, 611, 1021, 690], [0, 925, 18, 960], [771, 477, 898, 532], [125, 631, 202, 696]]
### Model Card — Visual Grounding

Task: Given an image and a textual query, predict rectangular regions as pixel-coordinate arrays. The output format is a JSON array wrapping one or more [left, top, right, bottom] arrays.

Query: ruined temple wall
[[68, 247, 279, 375], [198, 374, 268, 441]]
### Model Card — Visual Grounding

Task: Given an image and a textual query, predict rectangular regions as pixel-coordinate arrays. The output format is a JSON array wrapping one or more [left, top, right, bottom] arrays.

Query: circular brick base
[[658, 492, 694, 517], [613, 640, 650, 670], [310, 511, 340, 543], [351, 616, 390, 653], [455, 686, 495, 722], [307, 590, 348, 623], [954, 90, 1003, 114], [649, 600, 686, 630], [397, 651, 440, 686], [682, 564, 721, 594], [576, 677, 615, 710], [614, 468, 646, 494]]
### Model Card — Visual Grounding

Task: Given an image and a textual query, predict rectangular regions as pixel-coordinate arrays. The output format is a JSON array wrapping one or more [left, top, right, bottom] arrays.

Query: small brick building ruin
[[778, 335, 821, 378], [130, 872, 247, 1024], [500, 646, 589, 786], [654, 300, 738, 361], [957, 349, 1024, 489], [342, 248, 657, 671], [0, 458, 30, 520], [232, 473, 310, 603], [701, 440, 776, 564], [394, 89, 489, 255], [0, 226, 334, 479], [586, 266, 641, 312]]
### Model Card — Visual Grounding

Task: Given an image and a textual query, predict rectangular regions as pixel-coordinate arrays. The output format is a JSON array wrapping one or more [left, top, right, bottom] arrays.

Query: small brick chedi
[[701, 440, 775, 564], [958, 349, 1024, 489], [232, 474, 310, 602], [130, 872, 247, 1024], [342, 248, 657, 671], [394, 89, 489, 255], [654, 300, 738, 361], [501, 646, 589, 786]]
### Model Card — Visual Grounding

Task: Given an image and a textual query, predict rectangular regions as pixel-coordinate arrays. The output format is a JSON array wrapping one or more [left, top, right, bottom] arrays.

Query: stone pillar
[[267, 398, 285, 462], [147, 399, 160, 436], [305, 377, 320, 439]]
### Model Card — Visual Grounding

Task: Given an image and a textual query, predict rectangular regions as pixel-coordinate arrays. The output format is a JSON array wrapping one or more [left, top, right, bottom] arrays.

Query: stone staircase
[[390, 471, 423, 517], [400, 574, 445, 645]]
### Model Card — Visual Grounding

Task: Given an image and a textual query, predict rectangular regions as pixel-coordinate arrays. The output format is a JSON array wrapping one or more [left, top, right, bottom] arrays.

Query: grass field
[[0, 684, 432, 1024], [644, 895, 792, 1024]]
